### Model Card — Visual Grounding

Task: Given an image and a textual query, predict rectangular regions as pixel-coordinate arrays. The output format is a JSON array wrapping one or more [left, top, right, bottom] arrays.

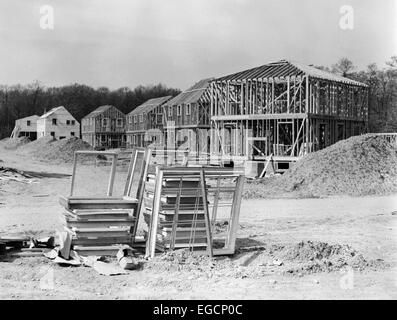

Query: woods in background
[[327, 56, 397, 133], [349, 57, 397, 133], [0, 83, 181, 139], [1, 56, 396, 140]]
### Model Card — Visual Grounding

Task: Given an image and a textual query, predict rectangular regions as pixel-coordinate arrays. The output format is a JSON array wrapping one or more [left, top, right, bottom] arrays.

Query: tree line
[[0, 56, 396, 139], [0, 83, 181, 139], [317, 56, 397, 133]]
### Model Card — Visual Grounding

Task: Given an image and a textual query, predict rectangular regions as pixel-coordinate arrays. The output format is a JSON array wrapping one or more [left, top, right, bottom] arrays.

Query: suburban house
[[37, 106, 80, 140], [210, 59, 368, 172], [81, 105, 126, 149], [163, 78, 213, 154], [126, 96, 172, 148], [10, 115, 40, 140]]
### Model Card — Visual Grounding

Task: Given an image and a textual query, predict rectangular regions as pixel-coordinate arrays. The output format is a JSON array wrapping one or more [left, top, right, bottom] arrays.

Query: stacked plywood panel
[[58, 149, 148, 257], [144, 167, 213, 257], [144, 166, 245, 258], [59, 196, 139, 256]]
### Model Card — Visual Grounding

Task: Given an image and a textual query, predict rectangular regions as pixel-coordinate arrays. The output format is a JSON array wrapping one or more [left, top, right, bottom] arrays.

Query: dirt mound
[[234, 241, 388, 277], [18, 136, 55, 153], [144, 241, 387, 278], [146, 249, 217, 273], [3, 137, 31, 150], [19, 136, 92, 163], [244, 134, 397, 198], [268, 241, 386, 275], [34, 137, 92, 163]]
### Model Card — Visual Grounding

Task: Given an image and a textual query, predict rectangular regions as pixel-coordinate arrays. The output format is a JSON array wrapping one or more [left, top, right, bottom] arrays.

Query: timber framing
[[163, 78, 213, 155], [126, 96, 172, 148], [210, 60, 369, 162], [81, 105, 126, 149]]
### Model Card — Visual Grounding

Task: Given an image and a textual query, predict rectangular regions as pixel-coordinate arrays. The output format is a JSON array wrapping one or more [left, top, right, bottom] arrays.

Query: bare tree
[[332, 58, 356, 77]]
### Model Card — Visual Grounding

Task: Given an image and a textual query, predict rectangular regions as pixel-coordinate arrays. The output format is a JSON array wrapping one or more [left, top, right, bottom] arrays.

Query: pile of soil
[[18, 136, 55, 153], [3, 137, 31, 150], [244, 134, 397, 198], [146, 249, 215, 273], [266, 241, 386, 275], [19, 137, 92, 163], [144, 241, 387, 278]]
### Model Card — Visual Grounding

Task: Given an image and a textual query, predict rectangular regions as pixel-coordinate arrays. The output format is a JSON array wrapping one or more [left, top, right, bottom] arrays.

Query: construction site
[[0, 0, 396, 301], [0, 86, 396, 298]]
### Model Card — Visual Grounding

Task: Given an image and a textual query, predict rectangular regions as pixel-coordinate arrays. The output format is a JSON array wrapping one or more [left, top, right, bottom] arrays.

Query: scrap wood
[[53, 250, 81, 266], [92, 261, 128, 276], [9, 248, 50, 258], [0, 234, 30, 249], [30, 236, 55, 249], [44, 249, 58, 259], [44, 248, 81, 266], [116, 245, 139, 270], [118, 256, 138, 270], [81, 255, 128, 275], [0, 242, 5, 255], [0, 167, 38, 183], [57, 231, 71, 259]]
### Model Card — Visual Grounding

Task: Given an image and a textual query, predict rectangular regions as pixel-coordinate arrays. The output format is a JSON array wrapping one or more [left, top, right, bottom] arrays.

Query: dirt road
[[1, 142, 396, 299]]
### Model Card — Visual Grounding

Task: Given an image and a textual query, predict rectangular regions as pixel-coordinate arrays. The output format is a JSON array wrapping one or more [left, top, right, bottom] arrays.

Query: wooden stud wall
[[210, 75, 368, 159]]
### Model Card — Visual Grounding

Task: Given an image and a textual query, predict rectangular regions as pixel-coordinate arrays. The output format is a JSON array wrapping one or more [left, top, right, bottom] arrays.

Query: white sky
[[0, 0, 395, 90]]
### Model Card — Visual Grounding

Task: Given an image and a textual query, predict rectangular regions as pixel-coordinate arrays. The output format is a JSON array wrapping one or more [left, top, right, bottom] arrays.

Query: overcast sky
[[0, 0, 395, 90]]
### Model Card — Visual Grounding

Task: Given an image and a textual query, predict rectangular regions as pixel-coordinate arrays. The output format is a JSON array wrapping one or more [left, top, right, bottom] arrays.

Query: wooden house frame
[[81, 105, 126, 149], [163, 78, 213, 155], [126, 96, 172, 148], [210, 60, 368, 169]]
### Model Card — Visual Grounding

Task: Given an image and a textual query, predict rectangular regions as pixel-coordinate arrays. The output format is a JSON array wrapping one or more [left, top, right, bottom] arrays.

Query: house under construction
[[126, 96, 172, 148], [81, 105, 126, 149], [163, 78, 213, 155], [210, 60, 368, 171]]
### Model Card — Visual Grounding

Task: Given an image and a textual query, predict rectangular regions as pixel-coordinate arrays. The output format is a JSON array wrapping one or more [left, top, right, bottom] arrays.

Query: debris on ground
[[214, 220, 229, 233], [116, 246, 140, 270], [30, 236, 55, 249], [0, 234, 31, 248], [41, 232, 140, 275], [0, 242, 6, 255], [90, 260, 128, 276], [0, 167, 38, 183], [57, 231, 72, 259], [244, 134, 397, 199], [0, 234, 55, 258], [45, 248, 82, 266], [0, 166, 69, 184]]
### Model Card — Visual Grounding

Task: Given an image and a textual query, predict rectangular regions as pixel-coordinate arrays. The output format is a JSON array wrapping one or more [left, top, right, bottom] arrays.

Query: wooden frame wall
[[210, 75, 368, 159]]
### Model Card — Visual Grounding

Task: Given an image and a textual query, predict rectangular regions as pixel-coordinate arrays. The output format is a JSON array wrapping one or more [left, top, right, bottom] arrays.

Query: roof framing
[[214, 60, 367, 87]]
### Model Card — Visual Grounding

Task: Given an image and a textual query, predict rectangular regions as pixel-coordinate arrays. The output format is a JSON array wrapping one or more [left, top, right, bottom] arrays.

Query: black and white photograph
[[0, 0, 396, 302]]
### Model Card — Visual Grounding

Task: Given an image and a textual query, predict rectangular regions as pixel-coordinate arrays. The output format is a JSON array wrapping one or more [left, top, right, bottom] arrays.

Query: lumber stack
[[144, 166, 245, 258], [144, 167, 213, 257], [59, 196, 138, 256]]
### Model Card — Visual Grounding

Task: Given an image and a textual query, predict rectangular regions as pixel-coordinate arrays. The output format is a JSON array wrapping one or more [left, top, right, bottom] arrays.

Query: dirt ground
[[0, 141, 397, 299]]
